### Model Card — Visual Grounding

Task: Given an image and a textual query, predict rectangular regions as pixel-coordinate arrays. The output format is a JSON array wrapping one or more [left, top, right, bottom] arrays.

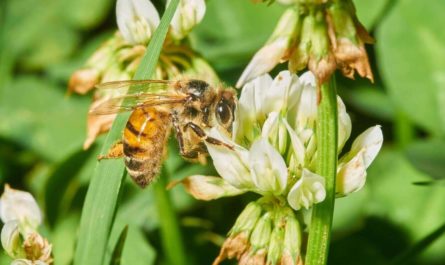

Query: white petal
[[336, 126, 383, 196], [350, 125, 383, 168], [336, 151, 367, 196], [0, 185, 42, 228], [176, 175, 246, 200], [169, 0, 206, 39], [236, 38, 289, 88], [283, 119, 305, 166], [206, 127, 253, 189], [337, 96, 352, 152], [116, 0, 160, 44], [261, 70, 299, 115], [287, 169, 326, 211], [249, 139, 288, 194], [294, 74, 317, 131], [234, 74, 273, 142], [261, 112, 280, 139], [298, 71, 316, 87], [1, 220, 22, 258]]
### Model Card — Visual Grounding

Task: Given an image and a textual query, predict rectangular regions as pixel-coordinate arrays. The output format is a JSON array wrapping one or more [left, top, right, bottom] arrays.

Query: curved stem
[[305, 77, 338, 265]]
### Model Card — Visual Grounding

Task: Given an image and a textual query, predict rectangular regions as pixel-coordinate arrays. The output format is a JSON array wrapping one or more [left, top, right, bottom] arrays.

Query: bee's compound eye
[[216, 100, 233, 126]]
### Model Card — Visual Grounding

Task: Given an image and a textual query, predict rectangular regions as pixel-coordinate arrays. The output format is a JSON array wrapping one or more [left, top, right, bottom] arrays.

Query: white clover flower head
[[178, 70, 382, 212], [176, 70, 383, 265], [169, 0, 206, 40], [116, 0, 160, 44], [0, 185, 42, 231]]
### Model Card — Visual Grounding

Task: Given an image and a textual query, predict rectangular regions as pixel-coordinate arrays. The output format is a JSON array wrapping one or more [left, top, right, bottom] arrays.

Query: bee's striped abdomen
[[123, 107, 171, 188]]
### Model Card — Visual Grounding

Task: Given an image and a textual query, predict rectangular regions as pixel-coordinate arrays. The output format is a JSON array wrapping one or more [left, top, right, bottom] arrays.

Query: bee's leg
[[171, 111, 201, 159], [184, 122, 234, 150], [97, 141, 124, 160]]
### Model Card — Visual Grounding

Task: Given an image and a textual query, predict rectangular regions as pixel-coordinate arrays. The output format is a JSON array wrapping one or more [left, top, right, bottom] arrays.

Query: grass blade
[[73, 1, 180, 265], [390, 222, 445, 265], [110, 226, 129, 265]]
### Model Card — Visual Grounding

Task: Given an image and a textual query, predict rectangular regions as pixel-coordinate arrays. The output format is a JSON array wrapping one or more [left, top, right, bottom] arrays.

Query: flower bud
[[1, 221, 24, 259], [239, 248, 267, 265], [249, 212, 272, 251], [282, 211, 302, 263], [231, 201, 262, 234], [327, 0, 373, 81], [0, 185, 42, 230], [307, 9, 336, 84], [288, 13, 313, 73], [266, 215, 285, 265]]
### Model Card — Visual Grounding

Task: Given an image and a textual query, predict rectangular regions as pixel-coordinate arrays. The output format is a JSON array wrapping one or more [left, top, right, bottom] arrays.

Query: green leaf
[[110, 226, 129, 265], [391, 222, 445, 265], [339, 83, 395, 121], [52, 214, 79, 265], [333, 149, 445, 262], [365, 149, 445, 261], [376, 0, 445, 135], [404, 139, 445, 180], [62, 0, 113, 29], [0, 77, 89, 161], [73, 1, 180, 265], [353, 0, 389, 29], [7, 0, 80, 69], [120, 226, 156, 265], [44, 146, 99, 226], [191, 0, 285, 72]]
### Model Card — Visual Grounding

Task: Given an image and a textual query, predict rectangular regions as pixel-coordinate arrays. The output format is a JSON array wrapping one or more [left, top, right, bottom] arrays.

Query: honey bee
[[91, 79, 237, 188]]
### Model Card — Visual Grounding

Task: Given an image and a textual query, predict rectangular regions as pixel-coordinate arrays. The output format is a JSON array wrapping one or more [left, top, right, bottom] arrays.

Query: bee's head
[[213, 89, 237, 132]]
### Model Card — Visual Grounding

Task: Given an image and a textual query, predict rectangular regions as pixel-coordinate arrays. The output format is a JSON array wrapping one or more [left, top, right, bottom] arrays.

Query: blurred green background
[[1, 0, 445, 264]]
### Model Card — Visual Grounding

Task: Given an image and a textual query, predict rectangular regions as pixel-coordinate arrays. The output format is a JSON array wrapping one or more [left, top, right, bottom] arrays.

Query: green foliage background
[[1, 0, 445, 264]]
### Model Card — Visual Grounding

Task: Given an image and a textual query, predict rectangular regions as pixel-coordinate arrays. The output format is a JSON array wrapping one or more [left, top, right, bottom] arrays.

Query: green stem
[[154, 167, 187, 265], [305, 77, 338, 265], [395, 111, 414, 149]]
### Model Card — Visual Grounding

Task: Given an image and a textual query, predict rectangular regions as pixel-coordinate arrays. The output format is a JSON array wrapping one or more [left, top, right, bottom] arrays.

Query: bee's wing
[[95, 80, 176, 94], [90, 92, 188, 115]]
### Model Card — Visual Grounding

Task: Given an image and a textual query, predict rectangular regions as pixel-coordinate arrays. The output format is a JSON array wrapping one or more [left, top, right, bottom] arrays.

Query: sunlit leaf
[[377, 0, 445, 135], [353, 0, 389, 29], [0, 77, 89, 161], [405, 139, 445, 180]]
